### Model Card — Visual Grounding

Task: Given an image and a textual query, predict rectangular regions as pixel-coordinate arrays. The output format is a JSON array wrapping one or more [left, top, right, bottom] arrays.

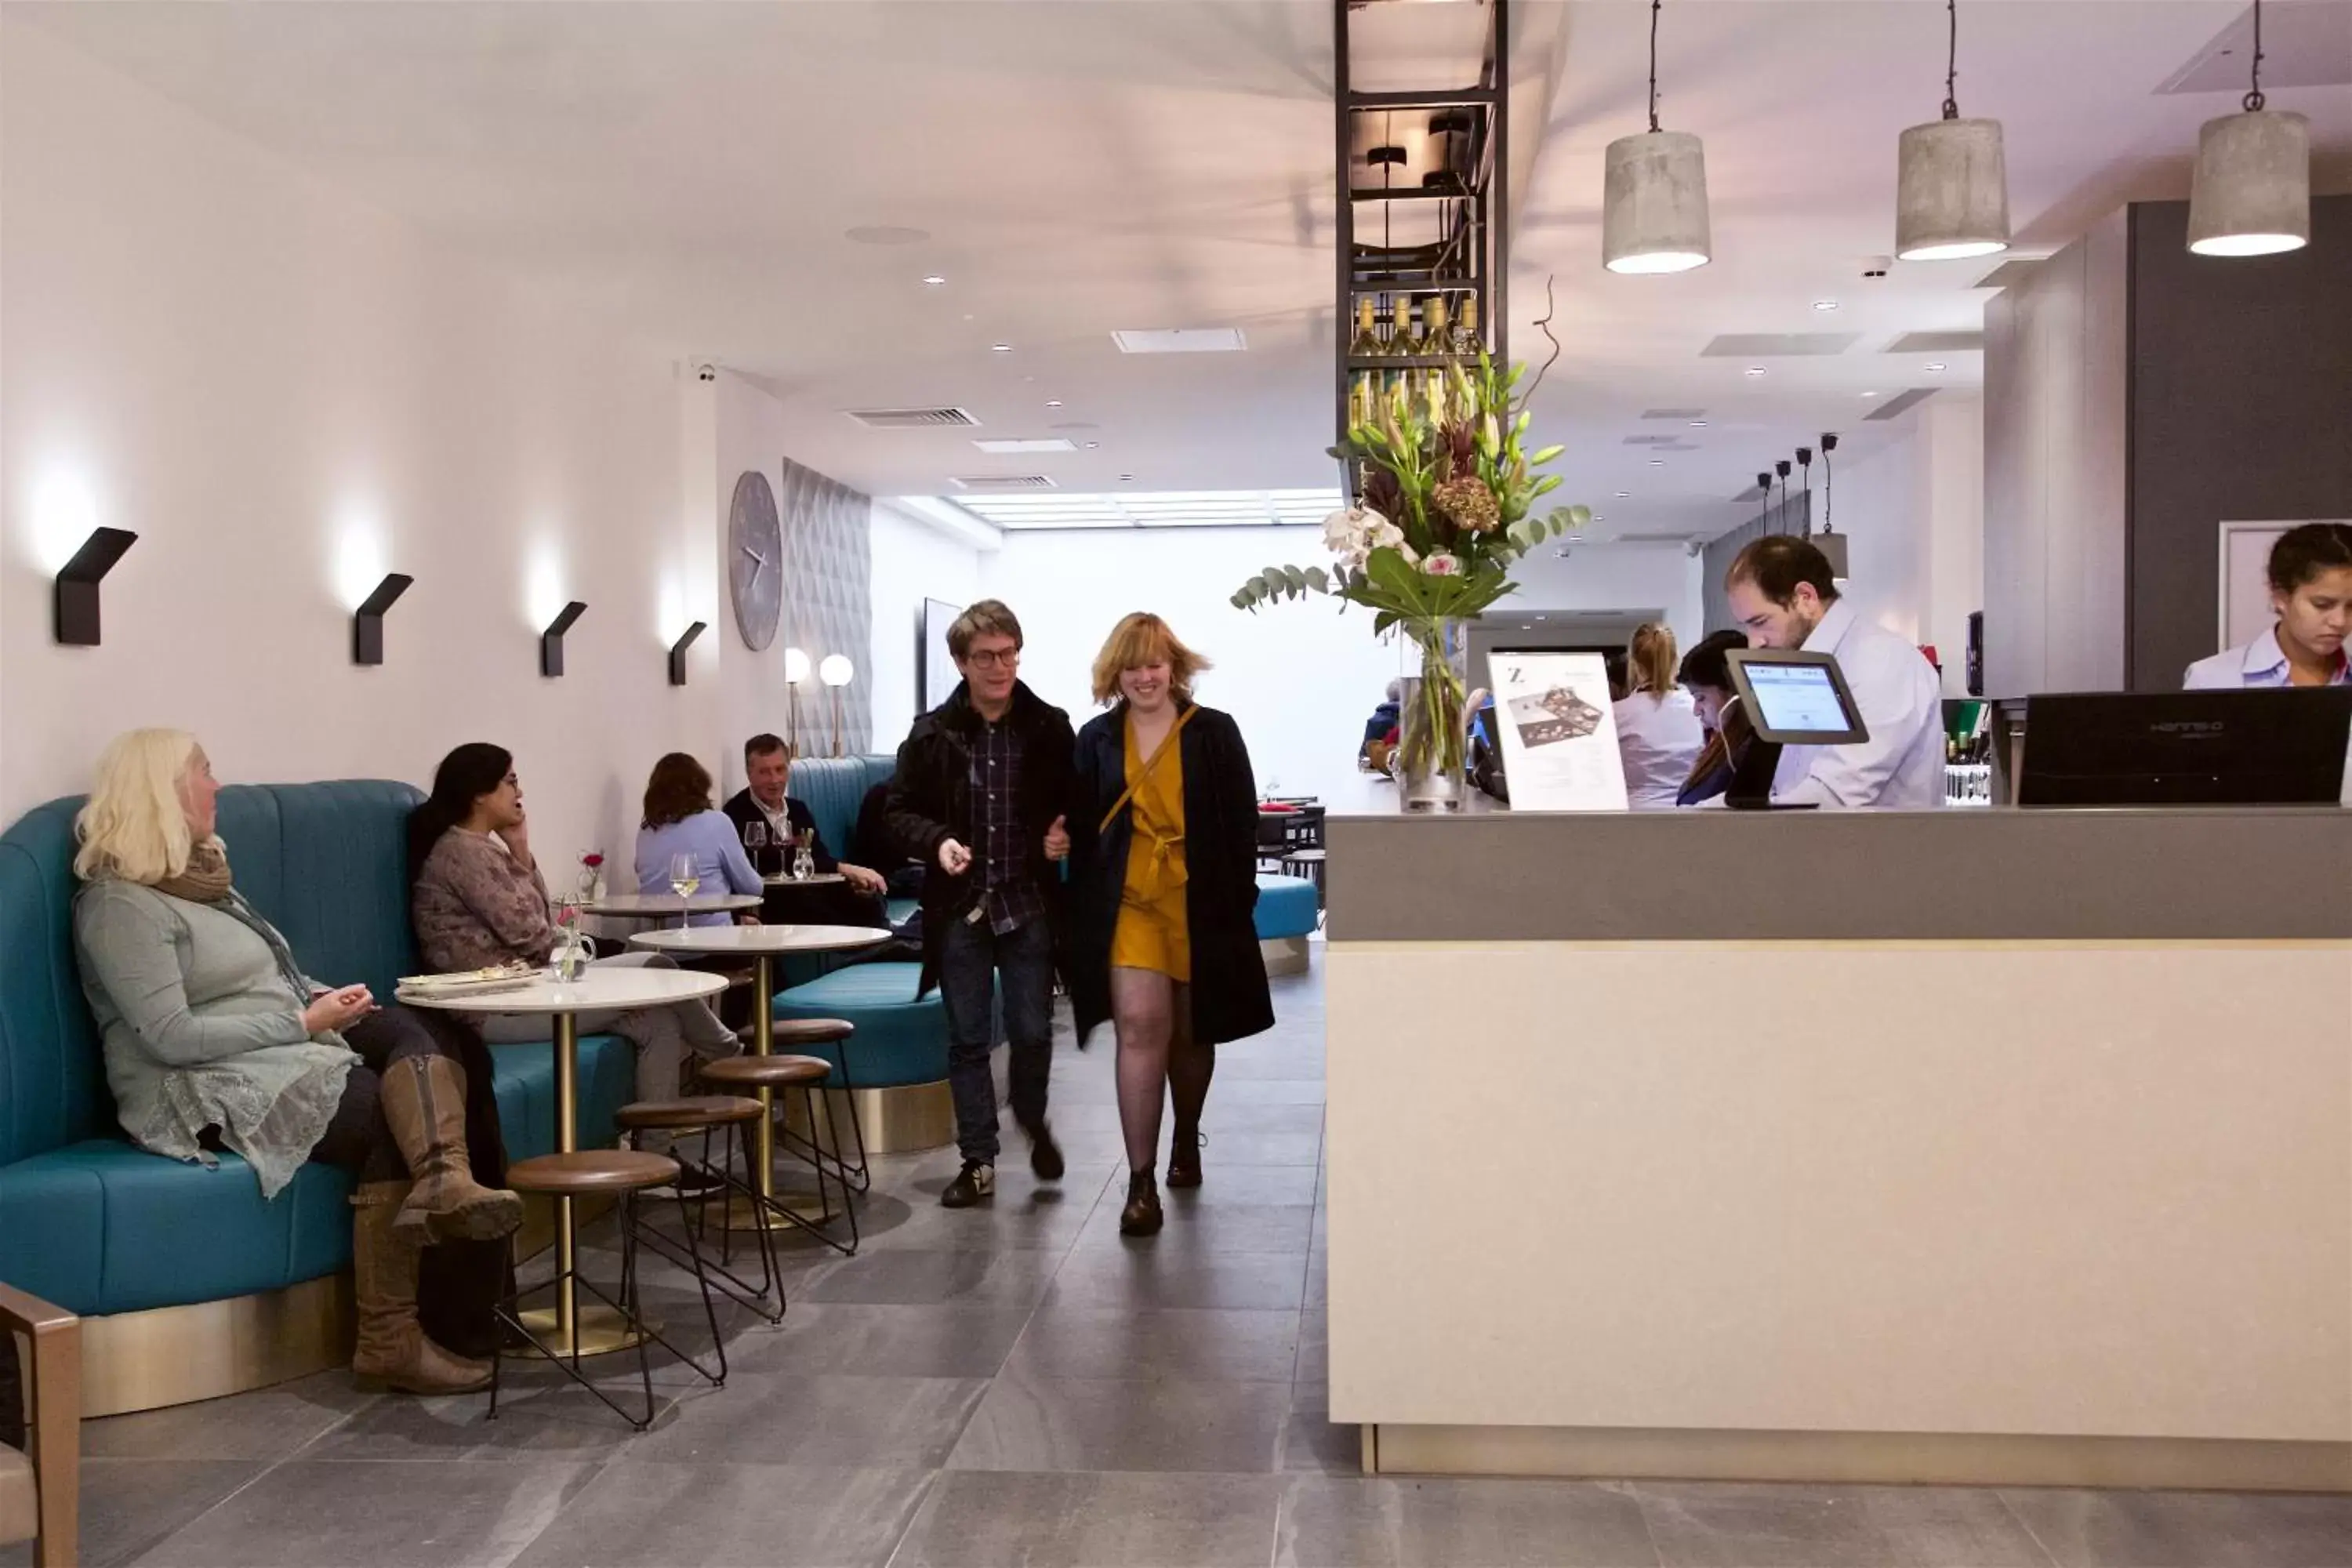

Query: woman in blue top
[[633, 753, 764, 927]]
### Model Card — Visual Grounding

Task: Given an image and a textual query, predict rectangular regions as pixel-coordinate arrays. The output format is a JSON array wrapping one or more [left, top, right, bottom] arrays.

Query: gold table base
[[517, 1301, 652, 1358], [720, 1190, 840, 1233]]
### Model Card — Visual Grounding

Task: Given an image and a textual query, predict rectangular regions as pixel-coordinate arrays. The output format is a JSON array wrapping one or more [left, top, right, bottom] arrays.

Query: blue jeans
[[938, 913, 1054, 1165]]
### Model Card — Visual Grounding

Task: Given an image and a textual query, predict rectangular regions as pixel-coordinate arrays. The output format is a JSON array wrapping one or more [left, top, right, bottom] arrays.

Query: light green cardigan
[[72, 878, 357, 1198]]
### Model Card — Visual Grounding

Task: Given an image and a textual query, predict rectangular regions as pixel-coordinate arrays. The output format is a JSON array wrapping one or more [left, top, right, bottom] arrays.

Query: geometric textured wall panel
[[779, 456, 873, 753]]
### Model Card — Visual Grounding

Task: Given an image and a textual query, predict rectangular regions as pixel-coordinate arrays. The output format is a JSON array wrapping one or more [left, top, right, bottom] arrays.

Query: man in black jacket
[[885, 600, 1074, 1207], [720, 733, 888, 927]]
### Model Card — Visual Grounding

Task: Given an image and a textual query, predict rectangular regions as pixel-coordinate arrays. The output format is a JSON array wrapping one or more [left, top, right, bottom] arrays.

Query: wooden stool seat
[[615, 1095, 764, 1132], [771, 1017, 855, 1045], [699, 1053, 832, 1090], [507, 1149, 680, 1196]]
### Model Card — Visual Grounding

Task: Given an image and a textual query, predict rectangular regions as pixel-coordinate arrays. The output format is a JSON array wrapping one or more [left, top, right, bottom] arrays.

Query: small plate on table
[[395, 964, 539, 1001]]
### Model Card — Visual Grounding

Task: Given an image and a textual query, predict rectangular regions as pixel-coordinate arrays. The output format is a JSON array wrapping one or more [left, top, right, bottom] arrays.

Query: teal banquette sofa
[[0, 781, 633, 1410]]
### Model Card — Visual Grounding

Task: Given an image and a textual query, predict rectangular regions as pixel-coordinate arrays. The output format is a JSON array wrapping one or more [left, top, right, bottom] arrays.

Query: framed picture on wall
[[919, 597, 962, 715]]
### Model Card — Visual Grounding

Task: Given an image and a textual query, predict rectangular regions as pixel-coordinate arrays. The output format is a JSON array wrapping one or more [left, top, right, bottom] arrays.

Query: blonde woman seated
[[71, 730, 519, 1396], [407, 743, 739, 1127], [1614, 621, 1704, 810]]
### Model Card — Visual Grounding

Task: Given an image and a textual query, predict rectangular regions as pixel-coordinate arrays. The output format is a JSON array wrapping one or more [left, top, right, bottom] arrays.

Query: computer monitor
[[2019, 689, 2352, 807], [1724, 648, 1871, 746]]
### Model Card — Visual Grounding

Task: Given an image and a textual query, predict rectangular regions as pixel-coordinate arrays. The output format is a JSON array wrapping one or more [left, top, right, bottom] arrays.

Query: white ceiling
[[16, 0, 2352, 543]]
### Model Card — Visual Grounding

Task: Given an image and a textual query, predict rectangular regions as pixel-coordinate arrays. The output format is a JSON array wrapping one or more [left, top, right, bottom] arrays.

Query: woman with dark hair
[[409, 744, 737, 1116], [2186, 523, 2352, 690], [1065, 613, 1273, 1238], [632, 753, 764, 928], [1675, 629, 1754, 807]]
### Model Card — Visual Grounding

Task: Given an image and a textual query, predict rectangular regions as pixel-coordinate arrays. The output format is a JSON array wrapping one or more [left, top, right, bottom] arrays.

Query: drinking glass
[[742, 820, 769, 876]]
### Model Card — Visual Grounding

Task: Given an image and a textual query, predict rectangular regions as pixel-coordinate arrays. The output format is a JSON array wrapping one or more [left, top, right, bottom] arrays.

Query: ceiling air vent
[[844, 406, 979, 430], [1640, 408, 1706, 420], [1865, 388, 1940, 422], [971, 438, 1076, 455], [1883, 331, 1983, 354], [1616, 532, 1707, 544], [951, 475, 1058, 492], [1112, 328, 1247, 354], [1700, 333, 1860, 358], [1623, 434, 1680, 445]]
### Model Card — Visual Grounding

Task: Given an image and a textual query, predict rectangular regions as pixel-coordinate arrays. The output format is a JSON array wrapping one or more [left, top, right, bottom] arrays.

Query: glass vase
[[1395, 624, 1471, 812]]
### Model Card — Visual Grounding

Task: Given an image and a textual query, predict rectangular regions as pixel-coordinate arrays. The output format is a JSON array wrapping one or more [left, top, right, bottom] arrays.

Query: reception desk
[[1324, 808, 2352, 1491]]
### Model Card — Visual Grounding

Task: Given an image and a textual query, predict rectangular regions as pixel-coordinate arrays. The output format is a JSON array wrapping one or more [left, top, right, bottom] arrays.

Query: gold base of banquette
[[782, 1080, 956, 1156], [1260, 936, 1310, 978], [1360, 1423, 2352, 1494]]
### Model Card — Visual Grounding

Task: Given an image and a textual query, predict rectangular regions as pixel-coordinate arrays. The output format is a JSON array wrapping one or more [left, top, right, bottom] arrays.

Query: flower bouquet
[[1232, 352, 1589, 809]]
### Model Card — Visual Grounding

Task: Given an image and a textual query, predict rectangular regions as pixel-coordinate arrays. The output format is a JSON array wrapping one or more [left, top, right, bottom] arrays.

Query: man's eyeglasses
[[964, 649, 1020, 670]]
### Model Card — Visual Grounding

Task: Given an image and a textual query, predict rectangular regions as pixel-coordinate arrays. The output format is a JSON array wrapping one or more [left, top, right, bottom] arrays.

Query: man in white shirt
[[1724, 536, 1945, 810]]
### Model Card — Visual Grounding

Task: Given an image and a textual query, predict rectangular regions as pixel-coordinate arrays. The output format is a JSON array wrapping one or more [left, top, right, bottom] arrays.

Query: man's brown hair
[[1726, 535, 1840, 607], [947, 599, 1023, 660]]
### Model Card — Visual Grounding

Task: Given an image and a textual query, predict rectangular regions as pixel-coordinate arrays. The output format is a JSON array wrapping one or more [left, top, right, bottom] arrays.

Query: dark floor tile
[[1194, 1102, 1328, 1134], [301, 1379, 676, 1463], [0, 1458, 262, 1568], [1279, 1475, 1661, 1567], [507, 1462, 934, 1568], [1214, 1051, 1329, 1081], [1077, 1199, 1316, 1255], [626, 1370, 988, 1468], [1278, 1385, 1362, 1477], [946, 1370, 1290, 1474], [1004, 1305, 1301, 1384], [801, 1245, 1067, 1307], [863, 1189, 1107, 1253], [1294, 1308, 1329, 1383], [1045, 1248, 1308, 1312], [1636, 1480, 2053, 1568], [1999, 1486, 2352, 1568], [1185, 1128, 1325, 1167], [122, 1457, 594, 1568], [82, 1373, 377, 1463], [1164, 1163, 1321, 1207], [892, 1469, 1287, 1567], [723, 1301, 1036, 1379], [1209, 1079, 1327, 1105]]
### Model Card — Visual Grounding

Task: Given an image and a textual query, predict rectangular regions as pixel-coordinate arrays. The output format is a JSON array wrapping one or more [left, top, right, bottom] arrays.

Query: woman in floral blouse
[[407, 744, 739, 1116]]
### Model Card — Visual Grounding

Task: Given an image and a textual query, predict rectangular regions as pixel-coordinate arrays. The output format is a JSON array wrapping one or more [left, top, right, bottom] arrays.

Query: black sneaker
[[1027, 1123, 1065, 1182], [941, 1160, 995, 1208]]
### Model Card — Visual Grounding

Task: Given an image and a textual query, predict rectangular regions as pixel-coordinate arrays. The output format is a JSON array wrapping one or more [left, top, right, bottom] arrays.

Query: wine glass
[[742, 820, 769, 877], [669, 852, 701, 929]]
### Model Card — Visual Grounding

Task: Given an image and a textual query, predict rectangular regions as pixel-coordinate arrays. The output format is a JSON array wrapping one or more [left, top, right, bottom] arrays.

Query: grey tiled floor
[[24, 953, 2352, 1567]]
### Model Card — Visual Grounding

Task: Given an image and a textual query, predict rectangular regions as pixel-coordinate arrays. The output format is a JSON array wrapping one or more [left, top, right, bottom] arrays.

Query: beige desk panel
[[1327, 940, 2352, 1444]]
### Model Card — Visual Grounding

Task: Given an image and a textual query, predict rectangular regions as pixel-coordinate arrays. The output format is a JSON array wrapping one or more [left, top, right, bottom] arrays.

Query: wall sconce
[[540, 601, 587, 677], [820, 653, 855, 758], [352, 573, 413, 666], [53, 527, 138, 646], [784, 645, 810, 749], [668, 620, 706, 686]]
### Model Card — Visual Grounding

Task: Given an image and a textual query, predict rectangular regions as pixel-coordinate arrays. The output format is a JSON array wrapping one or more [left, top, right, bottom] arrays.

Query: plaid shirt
[[969, 717, 1046, 935]]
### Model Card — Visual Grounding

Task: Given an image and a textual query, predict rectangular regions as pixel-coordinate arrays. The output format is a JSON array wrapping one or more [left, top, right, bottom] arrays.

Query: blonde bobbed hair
[[1091, 612, 1210, 706], [1626, 621, 1679, 697], [74, 728, 205, 884]]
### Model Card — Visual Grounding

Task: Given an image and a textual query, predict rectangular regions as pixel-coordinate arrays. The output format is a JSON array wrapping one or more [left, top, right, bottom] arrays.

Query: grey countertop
[[1325, 808, 2352, 941]]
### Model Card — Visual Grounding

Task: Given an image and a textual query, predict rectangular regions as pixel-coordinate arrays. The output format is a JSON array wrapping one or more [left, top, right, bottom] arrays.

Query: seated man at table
[[721, 733, 888, 927], [1722, 535, 1944, 810]]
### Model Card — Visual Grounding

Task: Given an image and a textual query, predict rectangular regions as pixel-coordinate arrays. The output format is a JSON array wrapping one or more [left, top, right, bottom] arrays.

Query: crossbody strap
[[1097, 706, 1197, 837]]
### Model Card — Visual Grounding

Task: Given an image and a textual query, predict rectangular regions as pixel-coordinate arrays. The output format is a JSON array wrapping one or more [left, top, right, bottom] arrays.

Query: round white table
[[581, 891, 764, 930], [398, 966, 728, 1357], [630, 924, 891, 1232], [762, 873, 845, 887]]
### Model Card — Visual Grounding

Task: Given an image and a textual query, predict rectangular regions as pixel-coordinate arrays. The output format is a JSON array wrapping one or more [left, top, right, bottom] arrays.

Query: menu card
[[1490, 651, 1630, 812]]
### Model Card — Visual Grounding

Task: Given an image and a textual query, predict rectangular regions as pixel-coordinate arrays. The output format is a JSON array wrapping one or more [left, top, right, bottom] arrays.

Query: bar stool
[[491, 1149, 724, 1432], [615, 1094, 784, 1327], [696, 1053, 862, 1255], [772, 1017, 869, 1193]]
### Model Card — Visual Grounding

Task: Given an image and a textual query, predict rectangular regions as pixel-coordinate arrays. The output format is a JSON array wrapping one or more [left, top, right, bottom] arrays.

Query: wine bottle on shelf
[[1348, 297, 1381, 364], [1418, 296, 1453, 418], [1448, 292, 1483, 360]]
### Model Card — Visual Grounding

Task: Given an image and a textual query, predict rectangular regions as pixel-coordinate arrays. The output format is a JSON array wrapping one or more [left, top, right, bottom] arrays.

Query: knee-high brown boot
[[350, 1181, 494, 1395], [380, 1056, 524, 1243]]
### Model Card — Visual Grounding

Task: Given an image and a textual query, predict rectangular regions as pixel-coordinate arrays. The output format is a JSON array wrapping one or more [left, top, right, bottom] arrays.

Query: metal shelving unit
[[1333, 0, 1510, 464]]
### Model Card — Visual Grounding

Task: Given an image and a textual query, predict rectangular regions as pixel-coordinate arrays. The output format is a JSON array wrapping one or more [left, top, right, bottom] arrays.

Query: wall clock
[[728, 470, 783, 651]]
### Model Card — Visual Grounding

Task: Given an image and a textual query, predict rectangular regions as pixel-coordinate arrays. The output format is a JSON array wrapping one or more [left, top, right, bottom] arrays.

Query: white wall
[[978, 528, 1401, 802], [1824, 397, 1985, 695], [1498, 543, 1704, 648], [1, 20, 716, 869], [868, 501, 982, 752]]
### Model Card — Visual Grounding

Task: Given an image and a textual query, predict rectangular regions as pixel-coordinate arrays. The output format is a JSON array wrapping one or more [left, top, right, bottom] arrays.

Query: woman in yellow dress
[[1066, 614, 1274, 1236]]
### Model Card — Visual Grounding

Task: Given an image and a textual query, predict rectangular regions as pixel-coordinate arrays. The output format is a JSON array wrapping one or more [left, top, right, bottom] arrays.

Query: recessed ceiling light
[[1861, 390, 1879, 397], [1813, 299, 1840, 311], [1926, 361, 1947, 372], [1118, 474, 1134, 482], [1745, 366, 1767, 377], [991, 343, 1013, 354], [847, 225, 929, 246], [1648, 459, 1665, 466], [1688, 419, 1708, 427], [921, 275, 947, 287], [1614, 490, 1631, 498], [1045, 399, 1063, 408], [1084, 441, 1100, 448]]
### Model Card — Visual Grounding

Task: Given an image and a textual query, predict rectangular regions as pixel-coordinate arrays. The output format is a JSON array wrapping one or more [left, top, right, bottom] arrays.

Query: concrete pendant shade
[[1602, 130, 1711, 274], [2187, 109, 2310, 256], [1896, 117, 2009, 262], [1813, 531, 1851, 581]]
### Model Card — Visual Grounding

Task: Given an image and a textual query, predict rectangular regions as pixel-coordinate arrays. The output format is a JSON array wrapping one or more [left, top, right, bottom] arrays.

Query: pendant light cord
[[1941, 0, 1961, 119], [1646, 0, 1663, 133], [2245, 0, 2267, 111], [1823, 447, 1834, 531]]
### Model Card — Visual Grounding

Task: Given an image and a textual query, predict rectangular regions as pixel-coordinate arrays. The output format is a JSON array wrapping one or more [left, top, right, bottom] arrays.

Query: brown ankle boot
[[350, 1181, 493, 1395], [381, 1056, 524, 1243]]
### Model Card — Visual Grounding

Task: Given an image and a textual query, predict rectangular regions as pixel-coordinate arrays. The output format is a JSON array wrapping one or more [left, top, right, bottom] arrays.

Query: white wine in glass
[[669, 852, 701, 900]]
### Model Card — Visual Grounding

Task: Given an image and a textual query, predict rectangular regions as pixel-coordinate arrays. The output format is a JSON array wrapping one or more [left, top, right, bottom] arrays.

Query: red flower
[[582, 852, 604, 869]]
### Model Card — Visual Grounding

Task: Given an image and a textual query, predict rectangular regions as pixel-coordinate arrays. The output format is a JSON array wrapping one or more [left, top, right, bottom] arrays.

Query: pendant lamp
[[1895, 0, 2009, 262], [1602, 0, 1711, 274], [1811, 434, 1849, 581], [2187, 0, 2309, 256]]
